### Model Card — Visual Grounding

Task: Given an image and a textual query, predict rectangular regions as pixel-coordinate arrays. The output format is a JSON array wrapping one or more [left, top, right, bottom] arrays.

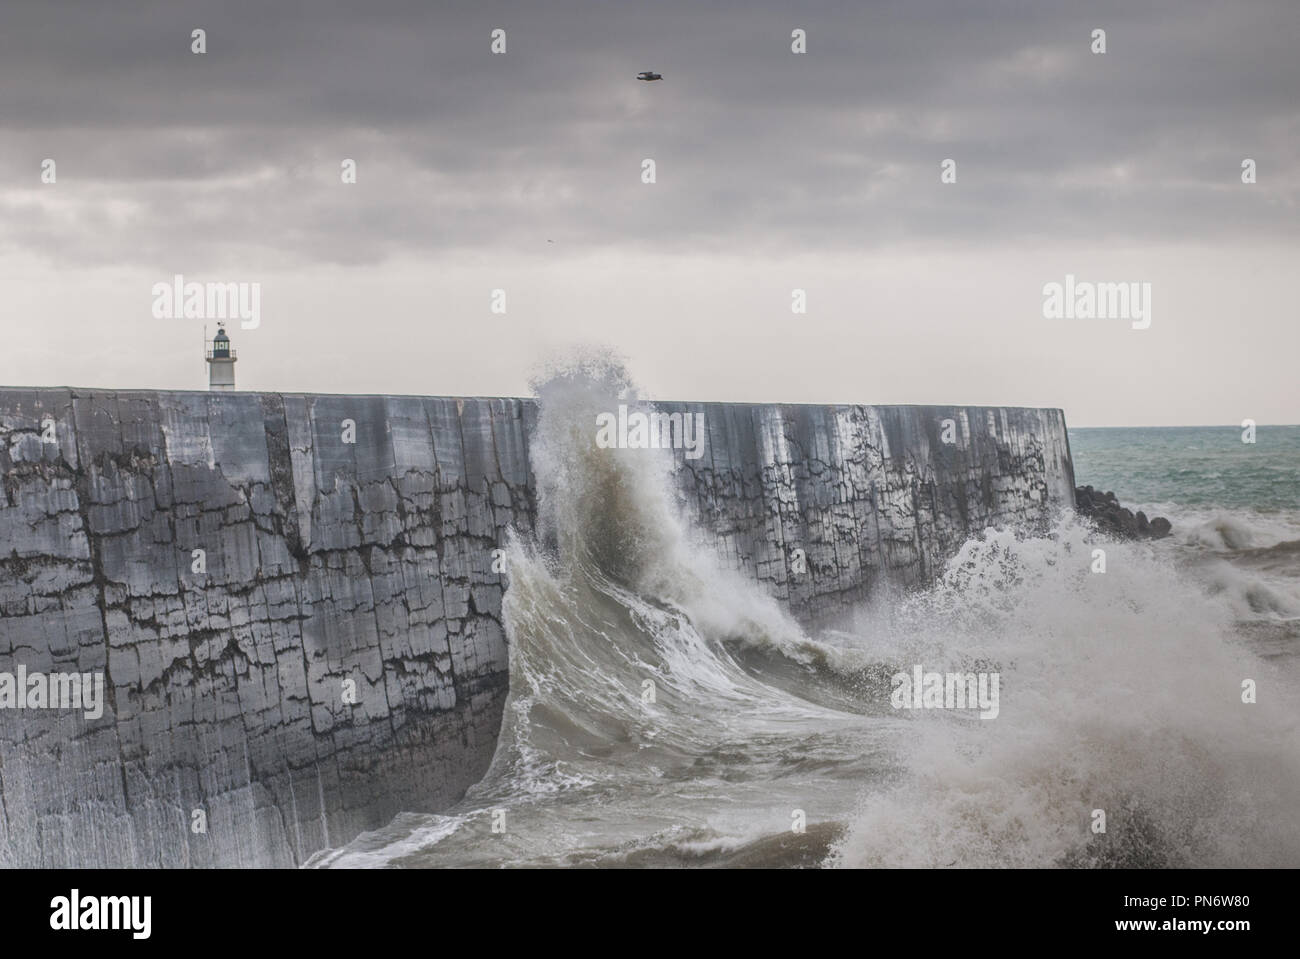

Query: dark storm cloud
[[1, 0, 1296, 268]]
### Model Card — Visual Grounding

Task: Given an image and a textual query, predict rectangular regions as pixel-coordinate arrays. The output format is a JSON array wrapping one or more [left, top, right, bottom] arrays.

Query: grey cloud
[[0, 0, 1296, 269]]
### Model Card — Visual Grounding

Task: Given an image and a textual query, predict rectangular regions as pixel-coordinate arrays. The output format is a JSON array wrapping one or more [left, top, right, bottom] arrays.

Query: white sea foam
[[829, 520, 1300, 867]]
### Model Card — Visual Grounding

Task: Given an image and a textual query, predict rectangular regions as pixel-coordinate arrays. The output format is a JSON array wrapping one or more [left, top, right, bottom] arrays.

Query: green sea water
[[1068, 424, 1300, 512]]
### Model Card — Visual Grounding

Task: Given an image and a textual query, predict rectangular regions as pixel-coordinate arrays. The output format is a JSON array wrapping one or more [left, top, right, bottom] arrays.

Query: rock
[[1073, 485, 1172, 541]]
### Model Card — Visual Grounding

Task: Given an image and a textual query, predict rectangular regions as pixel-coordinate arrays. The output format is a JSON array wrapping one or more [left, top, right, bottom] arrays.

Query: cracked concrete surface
[[0, 389, 1074, 867], [663, 402, 1076, 623]]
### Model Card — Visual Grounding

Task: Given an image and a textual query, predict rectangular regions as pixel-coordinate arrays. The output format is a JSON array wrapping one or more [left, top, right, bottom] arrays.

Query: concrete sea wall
[[0, 389, 1074, 867]]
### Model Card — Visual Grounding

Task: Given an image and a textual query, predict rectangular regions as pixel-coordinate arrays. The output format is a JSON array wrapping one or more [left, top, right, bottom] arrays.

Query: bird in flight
[[636, 71, 663, 81]]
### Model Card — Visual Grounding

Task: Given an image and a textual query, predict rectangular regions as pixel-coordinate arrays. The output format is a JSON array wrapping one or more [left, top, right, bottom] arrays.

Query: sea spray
[[314, 364, 1300, 868], [828, 518, 1300, 868]]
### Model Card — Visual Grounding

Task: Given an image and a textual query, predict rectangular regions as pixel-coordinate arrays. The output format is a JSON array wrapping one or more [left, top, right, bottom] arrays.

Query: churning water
[[310, 371, 1300, 868]]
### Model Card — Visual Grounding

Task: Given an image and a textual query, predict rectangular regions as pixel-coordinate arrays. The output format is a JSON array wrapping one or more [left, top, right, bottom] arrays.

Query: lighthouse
[[205, 323, 237, 391]]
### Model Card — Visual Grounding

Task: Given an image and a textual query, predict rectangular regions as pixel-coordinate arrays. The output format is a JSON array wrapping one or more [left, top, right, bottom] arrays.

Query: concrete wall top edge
[[0, 386, 1067, 420]]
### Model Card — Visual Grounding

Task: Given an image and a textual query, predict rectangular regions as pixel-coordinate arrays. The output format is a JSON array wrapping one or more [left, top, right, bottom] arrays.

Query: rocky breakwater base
[[0, 388, 1077, 867], [1074, 485, 1172, 540]]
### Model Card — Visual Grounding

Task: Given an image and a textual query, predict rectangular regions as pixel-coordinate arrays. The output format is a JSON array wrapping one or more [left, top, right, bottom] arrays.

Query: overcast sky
[[1, 0, 1296, 426]]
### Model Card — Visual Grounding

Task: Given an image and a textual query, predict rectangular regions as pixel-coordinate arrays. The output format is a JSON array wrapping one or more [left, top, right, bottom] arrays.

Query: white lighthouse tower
[[205, 322, 237, 391]]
